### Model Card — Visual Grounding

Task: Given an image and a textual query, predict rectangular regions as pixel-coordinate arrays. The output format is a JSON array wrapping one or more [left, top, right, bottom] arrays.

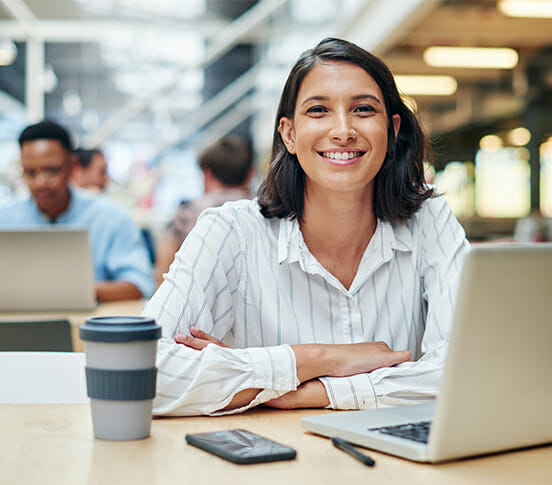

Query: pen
[[331, 437, 376, 467]]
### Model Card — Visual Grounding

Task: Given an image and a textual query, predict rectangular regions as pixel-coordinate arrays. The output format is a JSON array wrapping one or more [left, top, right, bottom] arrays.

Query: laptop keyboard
[[368, 421, 431, 444]]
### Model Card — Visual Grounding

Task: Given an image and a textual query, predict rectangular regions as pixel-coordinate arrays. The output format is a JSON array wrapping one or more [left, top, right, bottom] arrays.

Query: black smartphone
[[185, 429, 297, 464]]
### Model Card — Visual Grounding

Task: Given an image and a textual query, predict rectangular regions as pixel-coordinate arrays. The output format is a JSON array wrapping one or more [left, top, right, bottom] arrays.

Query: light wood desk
[[0, 405, 550, 485], [0, 299, 146, 352]]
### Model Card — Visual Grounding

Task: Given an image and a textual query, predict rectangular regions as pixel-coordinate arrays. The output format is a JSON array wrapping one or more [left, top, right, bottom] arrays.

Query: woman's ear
[[279, 117, 296, 154], [392, 114, 401, 140]]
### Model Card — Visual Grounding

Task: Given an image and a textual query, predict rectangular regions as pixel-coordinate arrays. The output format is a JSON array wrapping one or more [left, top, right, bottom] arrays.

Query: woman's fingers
[[189, 326, 229, 347], [174, 326, 229, 350], [174, 333, 209, 350]]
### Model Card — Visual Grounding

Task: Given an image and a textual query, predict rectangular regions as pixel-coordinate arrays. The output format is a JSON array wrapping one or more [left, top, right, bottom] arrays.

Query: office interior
[[1, 4, 552, 480], [1, 0, 552, 245]]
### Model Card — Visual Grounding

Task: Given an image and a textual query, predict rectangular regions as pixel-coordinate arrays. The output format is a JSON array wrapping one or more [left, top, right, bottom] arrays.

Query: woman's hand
[[292, 342, 411, 383], [176, 330, 410, 382], [265, 380, 330, 409], [174, 326, 228, 350]]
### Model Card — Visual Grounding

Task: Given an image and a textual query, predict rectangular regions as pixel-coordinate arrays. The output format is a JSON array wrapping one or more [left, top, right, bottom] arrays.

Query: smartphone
[[185, 429, 297, 464]]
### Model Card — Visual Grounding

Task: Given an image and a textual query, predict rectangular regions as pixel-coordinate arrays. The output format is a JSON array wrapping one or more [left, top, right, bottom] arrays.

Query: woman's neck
[[300, 187, 377, 289]]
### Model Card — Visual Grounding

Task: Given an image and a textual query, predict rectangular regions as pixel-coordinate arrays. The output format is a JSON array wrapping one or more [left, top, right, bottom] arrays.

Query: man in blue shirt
[[0, 120, 154, 301]]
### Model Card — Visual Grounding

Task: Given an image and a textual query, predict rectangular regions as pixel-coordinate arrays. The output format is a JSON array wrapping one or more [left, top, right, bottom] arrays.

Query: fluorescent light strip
[[498, 0, 552, 18], [423, 46, 519, 69], [394, 75, 458, 96]]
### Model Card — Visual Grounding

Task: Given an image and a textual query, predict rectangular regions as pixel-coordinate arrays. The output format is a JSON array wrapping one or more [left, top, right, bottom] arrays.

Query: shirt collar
[[277, 214, 413, 266]]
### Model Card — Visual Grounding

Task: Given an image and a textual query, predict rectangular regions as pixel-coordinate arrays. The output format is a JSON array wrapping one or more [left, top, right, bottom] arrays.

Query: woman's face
[[280, 61, 400, 200]]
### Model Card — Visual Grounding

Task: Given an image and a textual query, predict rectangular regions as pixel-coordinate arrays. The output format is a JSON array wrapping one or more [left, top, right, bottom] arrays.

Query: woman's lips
[[318, 150, 365, 165]]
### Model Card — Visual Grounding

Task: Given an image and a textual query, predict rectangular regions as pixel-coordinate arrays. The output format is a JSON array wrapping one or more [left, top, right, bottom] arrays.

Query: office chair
[[0, 319, 73, 352]]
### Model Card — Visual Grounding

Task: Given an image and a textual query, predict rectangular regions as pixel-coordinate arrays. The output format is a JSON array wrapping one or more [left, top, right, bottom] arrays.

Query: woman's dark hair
[[257, 37, 433, 222]]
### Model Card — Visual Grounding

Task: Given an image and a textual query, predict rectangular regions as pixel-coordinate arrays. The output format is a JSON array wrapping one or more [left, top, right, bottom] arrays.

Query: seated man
[[155, 135, 253, 286], [0, 120, 154, 302], [71, 148, 109, 193]]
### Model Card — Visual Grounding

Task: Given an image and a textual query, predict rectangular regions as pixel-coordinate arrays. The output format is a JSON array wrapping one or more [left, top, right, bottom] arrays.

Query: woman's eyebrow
[[299, 95, 328, 108], [299, 93, 382, 108], [353, 94, 382, 104]]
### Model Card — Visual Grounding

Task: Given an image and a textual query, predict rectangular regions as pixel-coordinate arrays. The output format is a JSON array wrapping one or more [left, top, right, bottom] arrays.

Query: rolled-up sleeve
[[143, 209, 299, 416], [102, 212, 155, 298]]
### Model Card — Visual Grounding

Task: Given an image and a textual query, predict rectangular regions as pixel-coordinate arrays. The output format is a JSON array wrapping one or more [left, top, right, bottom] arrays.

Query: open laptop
[[0, 227, 96, 311], [302, 244, 552, 462]]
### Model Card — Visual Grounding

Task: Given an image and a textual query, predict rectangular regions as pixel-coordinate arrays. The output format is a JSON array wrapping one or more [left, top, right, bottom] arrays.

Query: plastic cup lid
[[79, 316, 161, 342]]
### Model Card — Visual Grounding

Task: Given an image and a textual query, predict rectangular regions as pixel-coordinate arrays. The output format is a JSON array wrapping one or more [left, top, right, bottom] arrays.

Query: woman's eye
[[354, 104, 376, 114], [306, 105, 328, 114]]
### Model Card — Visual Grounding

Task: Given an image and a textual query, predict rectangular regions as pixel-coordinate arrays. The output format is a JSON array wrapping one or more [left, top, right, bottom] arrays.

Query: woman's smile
[[318, 149, 366, 165]]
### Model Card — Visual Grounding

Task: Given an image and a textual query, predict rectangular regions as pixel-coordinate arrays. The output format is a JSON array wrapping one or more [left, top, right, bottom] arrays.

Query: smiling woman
[[280, 62, 393, 195], [143, 38, 470, 417]]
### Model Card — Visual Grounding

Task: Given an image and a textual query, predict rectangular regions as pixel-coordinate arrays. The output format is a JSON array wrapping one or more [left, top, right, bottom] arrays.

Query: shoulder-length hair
[[257, 37, 433, 222]]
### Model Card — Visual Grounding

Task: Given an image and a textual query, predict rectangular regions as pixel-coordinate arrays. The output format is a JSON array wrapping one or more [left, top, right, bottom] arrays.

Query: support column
[[25, 37, 44, 122]]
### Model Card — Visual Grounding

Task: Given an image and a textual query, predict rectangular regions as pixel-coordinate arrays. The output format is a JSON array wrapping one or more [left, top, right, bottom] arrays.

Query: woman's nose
[[329, 114, 356, 142]]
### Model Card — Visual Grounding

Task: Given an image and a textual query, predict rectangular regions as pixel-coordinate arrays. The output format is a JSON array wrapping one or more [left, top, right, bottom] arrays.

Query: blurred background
[[1, 0, 552, 242]]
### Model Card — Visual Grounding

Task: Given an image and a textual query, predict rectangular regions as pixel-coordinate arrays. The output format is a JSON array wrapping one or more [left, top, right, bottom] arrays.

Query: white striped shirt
[[143, 196, 469, 416]]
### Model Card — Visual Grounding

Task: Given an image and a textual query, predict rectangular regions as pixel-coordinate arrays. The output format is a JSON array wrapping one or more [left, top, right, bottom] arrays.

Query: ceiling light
[[423, 46, 519, 69], [42, 65, 58, 93], [540, 140, 552, 157], [480, 134, 503, 152], [0, 40, 17, 66], [394, 75, 458, 96], [498, 0, 552, 18], [507, 127, 531, 146], [62, 90, 83, 117]]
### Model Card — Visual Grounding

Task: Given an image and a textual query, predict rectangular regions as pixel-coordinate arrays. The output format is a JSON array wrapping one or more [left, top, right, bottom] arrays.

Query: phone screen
[[185, 429, 297, 464]]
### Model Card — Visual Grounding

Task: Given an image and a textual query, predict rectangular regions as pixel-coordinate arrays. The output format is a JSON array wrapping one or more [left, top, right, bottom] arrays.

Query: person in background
[[0, 119, 155, 302], [143, 37, 469, 417], [155, 135, 253, 286], [71, 148, 109, 192]]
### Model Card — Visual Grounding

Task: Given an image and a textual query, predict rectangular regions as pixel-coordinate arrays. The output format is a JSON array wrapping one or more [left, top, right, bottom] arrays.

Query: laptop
[[0, 227, 96, 311], [302, 244, 552, 462]]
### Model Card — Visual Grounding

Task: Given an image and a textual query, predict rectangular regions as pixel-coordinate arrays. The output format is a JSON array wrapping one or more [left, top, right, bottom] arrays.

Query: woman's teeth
[[321, 151, 362, 160]]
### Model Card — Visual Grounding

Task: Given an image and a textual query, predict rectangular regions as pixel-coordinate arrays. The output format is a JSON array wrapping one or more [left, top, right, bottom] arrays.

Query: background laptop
[[302, 244, 552, 463], [0, 227, 96, 311]]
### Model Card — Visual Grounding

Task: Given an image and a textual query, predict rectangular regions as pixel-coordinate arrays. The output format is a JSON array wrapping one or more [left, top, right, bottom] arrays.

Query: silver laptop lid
[[0, 227, 96, 311], [428, 243, 552, 461]]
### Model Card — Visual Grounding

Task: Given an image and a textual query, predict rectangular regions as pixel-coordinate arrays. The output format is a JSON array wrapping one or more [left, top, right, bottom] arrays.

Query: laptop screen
[[0, 227, 96, 311]]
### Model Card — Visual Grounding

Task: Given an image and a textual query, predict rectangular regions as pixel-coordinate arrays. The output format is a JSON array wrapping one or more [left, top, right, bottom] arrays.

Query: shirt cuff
[[319, 374, 378, 410], [245, 344, 299, 390], [209, 344, 299, 416]]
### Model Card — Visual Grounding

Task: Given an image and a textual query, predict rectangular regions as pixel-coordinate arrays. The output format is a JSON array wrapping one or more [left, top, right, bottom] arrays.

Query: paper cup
[[80, 316, 161, 440]]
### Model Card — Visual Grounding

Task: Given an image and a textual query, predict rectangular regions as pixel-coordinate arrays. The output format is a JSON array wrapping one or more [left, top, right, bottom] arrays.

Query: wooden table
[[0, 300, 146, 352], [0, 405, 550, 485]]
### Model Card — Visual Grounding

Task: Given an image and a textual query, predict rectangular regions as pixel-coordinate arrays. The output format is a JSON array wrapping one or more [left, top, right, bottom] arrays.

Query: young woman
[[143, 38, 469, 416]]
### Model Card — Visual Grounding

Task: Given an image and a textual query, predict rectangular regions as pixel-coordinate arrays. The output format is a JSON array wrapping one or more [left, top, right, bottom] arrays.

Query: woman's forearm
[[291, 342, 411, 383]]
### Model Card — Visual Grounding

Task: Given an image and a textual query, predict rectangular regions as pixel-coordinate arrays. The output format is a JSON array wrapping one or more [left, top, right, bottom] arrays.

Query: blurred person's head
[[18, 120, 74, 219], [72, 148, 109, 192], [198, 135, 253, 193]]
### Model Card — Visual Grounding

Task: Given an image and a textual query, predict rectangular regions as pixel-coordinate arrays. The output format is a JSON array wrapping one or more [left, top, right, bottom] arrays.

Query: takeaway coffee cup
[[79, 316, 161, 441]]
